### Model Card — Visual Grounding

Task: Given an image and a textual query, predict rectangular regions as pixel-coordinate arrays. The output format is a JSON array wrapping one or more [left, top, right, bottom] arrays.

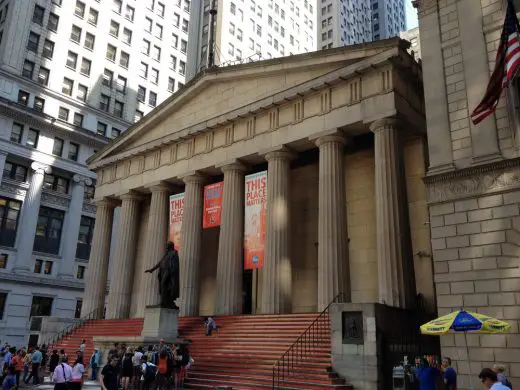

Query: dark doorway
[[243, 269, 253, 314], [28, 334, 39, 349]]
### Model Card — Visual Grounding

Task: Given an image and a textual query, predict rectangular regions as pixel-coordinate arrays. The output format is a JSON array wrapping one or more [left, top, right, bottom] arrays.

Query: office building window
[[77, 84, 88, 102], [134, 110, 144, 123], [230, 2, 236, 14], [0, 254, 7, 269], [97, 122, 107, 136], [123, 28, 132, 44], [145, 17, 152, 32], [58, 107, 69, 121], [0, 197, 21, 247], [62, 78, 74, 96], [142, 39, 151, 55], [151, 68, 159, 84], [43, 173, 69, 194], [47, 13, 59, 32], [10, 123, 23, 143], [114, 101, 124, 118], [3, 162, 27, 182], [184, 0, 190, 12], [70, 25, 82, 43], [111, 128, 121, 138], [74, 300, 82, 319], [34, 97, 45, 112], [100, 94, 110, 112], [88, 7, 98, 25], [18, 90, 30, 105], [152, 45, 161, 61], [110, 20, 119, 37], [73, 113, 84, 127], [116, 76, 127, 93], [139, 62, 148, 78], [42, 39, 54, 59], [180, 39, 187, 53], [168, 77, 175, 92], [113, 0, 122, 13], [80, 58, 91, 76], [27, 32, 40, 52], [179, 61, 185, 75], [149, 91, 157, 107], [120, 51, 130, 68], [173, 13, 180, 27], [68, 142, 79, 161], [75, 1, 86, 18], [137, 86, 146, 102], [38, 67, 50, 86], [76, 216, 95, 260], [66, 51, 78, 69], [155, 23, 163, 39], [34, 207, 64, 254], [27, 128, 39, 148], [182, 19, 188, 33], [169, 55, 177, 70], [30, 296, 53, 316], [237, 28, 242, 41], [33, 5, 45, 25], [84, 32, 95, 50], [103, 69, 113, 87], [76, 265, 85, 280], [125, 5, 135, 21], [106, 44, 116, 61], [52, 137, 64, 156], [22, 60, 34, 79], [172, 33, 178, 48], [157, 2, 165, 17]]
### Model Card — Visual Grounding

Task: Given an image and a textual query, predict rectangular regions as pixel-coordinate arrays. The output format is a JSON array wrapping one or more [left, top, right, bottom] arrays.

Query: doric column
[[315, 133, 349, 311], [215, 162, 246, 315], [371, 118, 415, 309], [13, 162, 51, 272], [0, 151, 7, 182], [59, 175, 92, 279], [81, 199, 116, 318], [106, 192, 141, 319], [139, 184, 170, 313], [261, 149, 294, 314], [179, 174, 204, 316]]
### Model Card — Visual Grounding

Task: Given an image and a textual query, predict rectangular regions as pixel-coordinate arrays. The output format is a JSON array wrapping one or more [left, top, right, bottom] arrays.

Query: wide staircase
[[50, 314, 352, 389]]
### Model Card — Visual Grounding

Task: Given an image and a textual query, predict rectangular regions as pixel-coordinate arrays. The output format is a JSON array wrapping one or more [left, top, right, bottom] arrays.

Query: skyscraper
[[186, 0, 317, 81], [0, 0, 189, 346], [317, 0, 407, 50]]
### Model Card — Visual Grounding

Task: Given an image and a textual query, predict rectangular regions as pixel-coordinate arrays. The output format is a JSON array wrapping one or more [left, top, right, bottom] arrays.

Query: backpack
[[143, 363, 156, 382], [158, 357, 167, 374]]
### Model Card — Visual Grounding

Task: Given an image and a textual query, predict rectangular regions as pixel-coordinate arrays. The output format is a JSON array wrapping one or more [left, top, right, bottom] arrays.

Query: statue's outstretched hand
[[145, 269, 152, 273]]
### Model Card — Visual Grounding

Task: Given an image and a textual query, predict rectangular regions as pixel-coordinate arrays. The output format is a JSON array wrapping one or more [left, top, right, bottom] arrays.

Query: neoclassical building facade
[[82, 38, 434, 319]]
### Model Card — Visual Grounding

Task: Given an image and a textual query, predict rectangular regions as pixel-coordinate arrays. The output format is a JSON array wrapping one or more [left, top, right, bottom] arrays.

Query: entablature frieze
[[425, 158, 520, 204]]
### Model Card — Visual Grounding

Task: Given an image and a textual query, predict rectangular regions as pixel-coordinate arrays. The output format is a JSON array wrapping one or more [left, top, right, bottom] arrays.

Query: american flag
[[471, 0, 520, 125]]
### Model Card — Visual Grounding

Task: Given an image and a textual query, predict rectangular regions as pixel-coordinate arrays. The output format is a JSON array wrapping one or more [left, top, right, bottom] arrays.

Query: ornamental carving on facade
[[0, 181, 27, 197], [83, 202, 97, 214], [41, 191, 71, 208], [426, 161, 520, 204]]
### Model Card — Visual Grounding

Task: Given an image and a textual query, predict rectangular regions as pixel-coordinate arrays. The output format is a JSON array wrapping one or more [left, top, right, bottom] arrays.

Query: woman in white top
[[70, 357, 85, 390]]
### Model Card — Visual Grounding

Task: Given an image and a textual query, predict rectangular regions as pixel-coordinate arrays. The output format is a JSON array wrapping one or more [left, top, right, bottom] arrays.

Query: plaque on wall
[[342, 311, 363, 345]]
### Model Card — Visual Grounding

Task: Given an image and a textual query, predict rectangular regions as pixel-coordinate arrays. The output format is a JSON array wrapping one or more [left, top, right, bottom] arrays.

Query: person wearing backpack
[[140, 356, 156, 390]]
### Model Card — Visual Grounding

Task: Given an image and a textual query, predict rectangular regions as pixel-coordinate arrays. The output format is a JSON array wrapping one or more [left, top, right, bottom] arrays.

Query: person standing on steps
[[89, 349, 100, 381], [79, 340, 86, 359]]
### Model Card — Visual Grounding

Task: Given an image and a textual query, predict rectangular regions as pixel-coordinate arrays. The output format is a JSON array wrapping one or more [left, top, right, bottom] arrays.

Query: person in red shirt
[[10, 350, 24, 390]]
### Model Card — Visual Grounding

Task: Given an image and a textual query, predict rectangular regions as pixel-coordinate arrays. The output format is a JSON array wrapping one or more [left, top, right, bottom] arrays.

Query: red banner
[[168, 193, 184, 251], [244, 171, 267, 270], [203, 182, 224, 229]]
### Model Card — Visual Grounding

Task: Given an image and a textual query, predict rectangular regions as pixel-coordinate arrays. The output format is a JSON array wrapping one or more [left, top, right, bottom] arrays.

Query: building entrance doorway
[[243, 269, 253, 314]]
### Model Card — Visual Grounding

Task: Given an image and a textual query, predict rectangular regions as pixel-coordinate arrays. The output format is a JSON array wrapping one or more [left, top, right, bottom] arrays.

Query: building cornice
[[0, 272, 85, 291], [424, 158, 520, 204]]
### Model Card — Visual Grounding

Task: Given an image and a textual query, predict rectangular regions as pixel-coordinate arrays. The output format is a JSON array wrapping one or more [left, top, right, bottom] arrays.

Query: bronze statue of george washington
[[145, 242, 180, 310]]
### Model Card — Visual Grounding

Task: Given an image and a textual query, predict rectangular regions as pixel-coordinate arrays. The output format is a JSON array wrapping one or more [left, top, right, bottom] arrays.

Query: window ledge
[[32, 251, 61, 260], [2, 177, 29, 189]]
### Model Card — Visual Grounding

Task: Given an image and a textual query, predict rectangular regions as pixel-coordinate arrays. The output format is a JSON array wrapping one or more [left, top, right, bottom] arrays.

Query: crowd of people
[[415, 356, 513, 390], [0, 339, 193, 390]]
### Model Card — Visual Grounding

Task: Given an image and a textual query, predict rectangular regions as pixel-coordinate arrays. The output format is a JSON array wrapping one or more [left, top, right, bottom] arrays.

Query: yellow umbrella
[[420, 309, 510, 389]]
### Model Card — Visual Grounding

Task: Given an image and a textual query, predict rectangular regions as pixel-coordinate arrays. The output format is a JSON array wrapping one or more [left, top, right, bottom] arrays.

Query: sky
[[406, 0, 419, 29]]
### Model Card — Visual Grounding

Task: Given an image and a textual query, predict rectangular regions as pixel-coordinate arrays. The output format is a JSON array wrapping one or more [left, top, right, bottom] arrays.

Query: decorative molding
[[425, 158, 520, 204], [320, 89, 331, 113], [73, 174, 93, 187], [0, 181, 27, 197], [225, 125, 234, 145], [31, 162, 52, 175], [246, 117, 256, 138], [41, 190, 71, 208], [82, 202, 97, 214], [413, 0, 439, 18], [269, 109, 279, 130]]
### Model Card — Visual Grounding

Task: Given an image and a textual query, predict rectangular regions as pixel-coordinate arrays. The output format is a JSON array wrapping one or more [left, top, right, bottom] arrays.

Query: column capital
[[219, 160, 247, 174], [30, 162, 51, 175], [369, 117, 403, 133], [94, 198, 119, 208], [314, 133, 347, 148], [182, 173, 205, 184], [72, 174, 93, 187], [263, 147, 296, 162], [148, 183, 171, 193]]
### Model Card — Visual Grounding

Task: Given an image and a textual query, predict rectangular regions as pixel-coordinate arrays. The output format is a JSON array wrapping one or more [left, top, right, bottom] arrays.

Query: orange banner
[[244, 171, 267, 270], [203, 182, 224, 229], [169, 193, 184, 251]]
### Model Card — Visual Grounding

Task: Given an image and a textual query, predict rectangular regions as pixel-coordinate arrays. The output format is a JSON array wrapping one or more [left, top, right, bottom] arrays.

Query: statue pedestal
[[141, 306, 178, 340]]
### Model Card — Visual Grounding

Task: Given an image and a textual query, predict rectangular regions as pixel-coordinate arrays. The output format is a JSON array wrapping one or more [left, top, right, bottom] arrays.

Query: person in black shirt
[[101, 357, 119, 390]]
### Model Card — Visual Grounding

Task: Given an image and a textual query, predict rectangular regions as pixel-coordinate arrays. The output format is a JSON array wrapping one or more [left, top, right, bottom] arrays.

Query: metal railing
[[45, 306, 104, 347], [272, 293, 345, 389]]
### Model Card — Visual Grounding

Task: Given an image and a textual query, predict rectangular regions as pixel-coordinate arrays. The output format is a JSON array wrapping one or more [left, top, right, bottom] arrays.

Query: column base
[[141, 306, 179, 340]]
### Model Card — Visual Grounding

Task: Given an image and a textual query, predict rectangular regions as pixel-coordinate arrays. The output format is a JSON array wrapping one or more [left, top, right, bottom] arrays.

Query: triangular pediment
[[89, 38, 406, 168]]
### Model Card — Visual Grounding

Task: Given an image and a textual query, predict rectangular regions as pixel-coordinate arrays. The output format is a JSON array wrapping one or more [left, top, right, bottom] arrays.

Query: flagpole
[[464, 331, 474, 390]]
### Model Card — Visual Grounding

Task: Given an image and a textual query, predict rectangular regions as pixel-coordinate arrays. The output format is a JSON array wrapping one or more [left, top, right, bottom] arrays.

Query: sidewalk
[[25, 378, 102, 390]]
